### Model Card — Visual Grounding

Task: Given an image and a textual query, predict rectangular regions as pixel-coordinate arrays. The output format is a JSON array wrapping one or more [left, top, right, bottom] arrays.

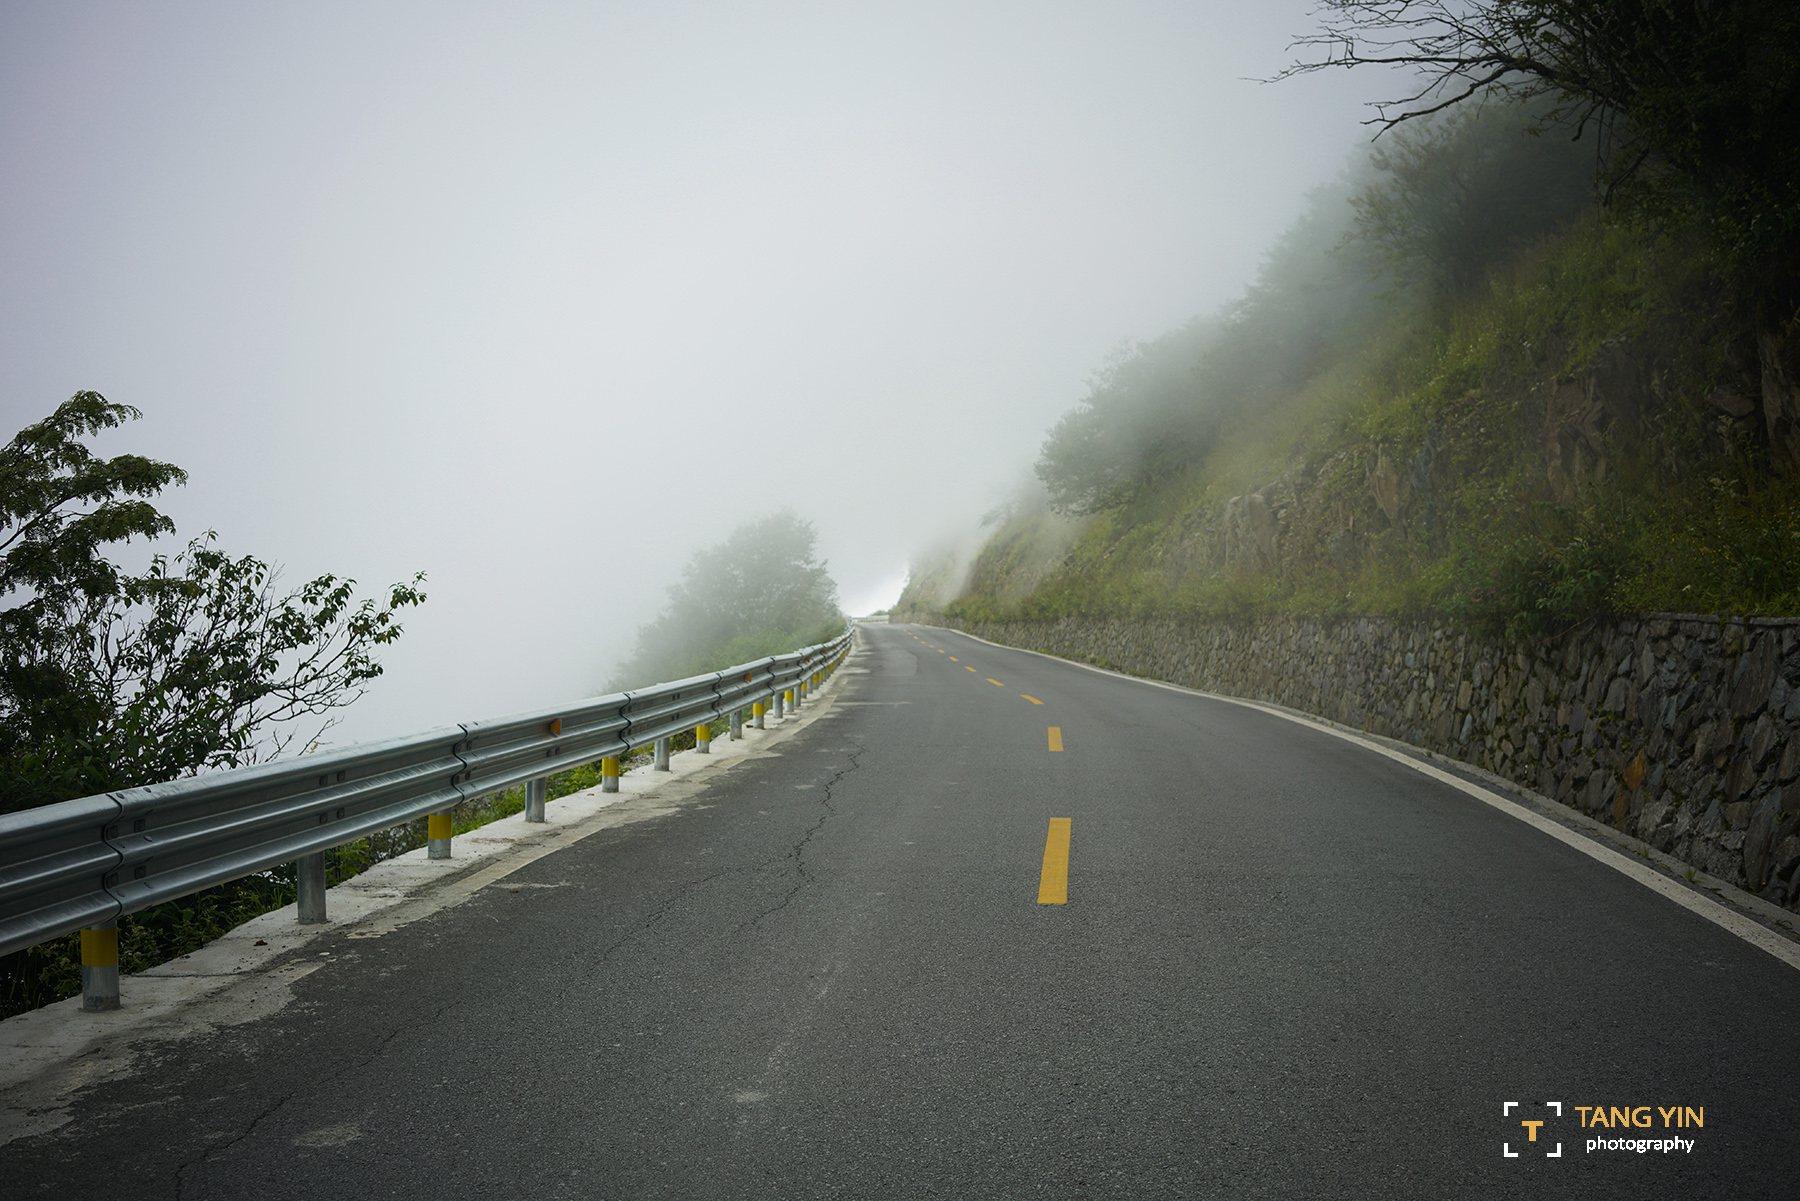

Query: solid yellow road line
[[987, 678, 1004, 686], [1021, 695, 1043, 705], [1048, 726, 1063, 752], [1038, 818, 1071, 904]]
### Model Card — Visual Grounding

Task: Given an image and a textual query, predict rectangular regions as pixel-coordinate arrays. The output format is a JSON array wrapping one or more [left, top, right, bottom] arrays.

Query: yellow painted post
[[752, 701, 766, 730], [696, 723, 712, 754], [428, 812, 453, 859], [601, 756, 620, 793], [80, 922, 120, 1011]]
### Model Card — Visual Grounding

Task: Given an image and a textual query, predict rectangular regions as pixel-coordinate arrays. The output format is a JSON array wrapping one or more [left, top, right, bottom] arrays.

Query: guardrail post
[[601, 757, 620, 792], [729, 708, 743, 739], [776, 691, 787, 719], [695, 724, 712, 754], [80, 922, 120, 1011], [654, 737, 671, 771], [525, 777, 547, 822], [297, 852, 327, 923], [753, 701, 766, 729], [428, 812, 453, 858]]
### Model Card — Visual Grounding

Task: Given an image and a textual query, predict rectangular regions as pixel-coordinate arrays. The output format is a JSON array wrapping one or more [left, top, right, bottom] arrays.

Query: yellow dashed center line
[[1047, 726, 1063, 752], [986, 678, 1004, 687], [948, 656, 958, 661], [966, 666, 976, 672], [1038, 818, 1071, 904], [1021, 695, 1043, 705]]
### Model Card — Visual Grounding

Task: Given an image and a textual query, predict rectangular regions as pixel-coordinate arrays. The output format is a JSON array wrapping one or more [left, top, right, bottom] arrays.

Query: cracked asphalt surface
[[5, 623, 1799, 1198]]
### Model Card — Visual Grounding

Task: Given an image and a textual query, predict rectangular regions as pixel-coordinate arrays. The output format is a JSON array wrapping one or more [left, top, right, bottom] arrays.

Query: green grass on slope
[[945, 215, 1800, 631]]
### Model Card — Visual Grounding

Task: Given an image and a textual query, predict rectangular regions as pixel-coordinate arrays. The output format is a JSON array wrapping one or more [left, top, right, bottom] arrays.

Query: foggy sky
[[1, 2, 1397, 745]]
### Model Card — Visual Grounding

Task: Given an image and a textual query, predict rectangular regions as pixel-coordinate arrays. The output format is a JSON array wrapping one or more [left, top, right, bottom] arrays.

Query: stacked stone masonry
[[921, 612, 1800, 912]]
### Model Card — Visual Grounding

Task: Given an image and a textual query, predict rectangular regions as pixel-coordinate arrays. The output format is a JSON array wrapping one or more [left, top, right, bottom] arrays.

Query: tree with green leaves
[[0, 394, 425, 814], [613, 511, 841, 688], [1351, 97, 1594, 296], [1034, 322, 1222, 517]]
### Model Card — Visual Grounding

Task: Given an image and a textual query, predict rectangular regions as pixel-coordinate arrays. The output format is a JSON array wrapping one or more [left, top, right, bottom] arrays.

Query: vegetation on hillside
[[1284, 0, 1800, 475], [901, 73, 1800, 630]]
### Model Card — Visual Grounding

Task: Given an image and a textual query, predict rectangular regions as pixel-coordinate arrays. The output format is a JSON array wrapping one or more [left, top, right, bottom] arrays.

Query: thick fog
[[0, 2, 1395, 744]]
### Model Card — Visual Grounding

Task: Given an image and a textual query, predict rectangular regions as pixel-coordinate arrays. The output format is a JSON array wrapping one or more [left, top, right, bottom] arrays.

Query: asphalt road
[[6, 622, 1798, 1199]]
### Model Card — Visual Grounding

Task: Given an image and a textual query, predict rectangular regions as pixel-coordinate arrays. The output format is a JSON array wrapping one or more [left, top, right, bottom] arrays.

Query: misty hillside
[[899, 98, 1800, 630]]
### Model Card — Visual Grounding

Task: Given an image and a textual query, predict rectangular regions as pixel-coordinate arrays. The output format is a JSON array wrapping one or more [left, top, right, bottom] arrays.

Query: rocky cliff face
[[920, 610, 1800, 911], [1139, 331, 1767, 601], [1211, 349, 1665, 585]]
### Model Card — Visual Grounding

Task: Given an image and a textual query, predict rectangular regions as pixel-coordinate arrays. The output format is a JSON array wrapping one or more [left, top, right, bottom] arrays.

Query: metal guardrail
[[0, 628, 855, 1001]]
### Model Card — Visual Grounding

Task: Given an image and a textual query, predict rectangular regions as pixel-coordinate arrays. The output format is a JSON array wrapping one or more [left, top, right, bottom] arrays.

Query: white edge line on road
[[920, 623, 1800, 974]]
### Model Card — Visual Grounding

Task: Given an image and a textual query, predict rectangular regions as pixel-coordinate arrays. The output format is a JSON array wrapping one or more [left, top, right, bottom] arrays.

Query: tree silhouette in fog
[[612, 510, 841, 689]]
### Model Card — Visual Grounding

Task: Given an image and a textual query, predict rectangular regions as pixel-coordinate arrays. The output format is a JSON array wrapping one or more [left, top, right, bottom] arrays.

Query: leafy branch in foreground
[[0, 392, 186, 603], [0, 394, 425, 814], [87, 535, 428, 781]]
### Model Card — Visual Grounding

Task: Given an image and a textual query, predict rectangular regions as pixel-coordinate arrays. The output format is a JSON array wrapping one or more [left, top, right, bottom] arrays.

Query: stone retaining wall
[[913, 612, 1800, 911]]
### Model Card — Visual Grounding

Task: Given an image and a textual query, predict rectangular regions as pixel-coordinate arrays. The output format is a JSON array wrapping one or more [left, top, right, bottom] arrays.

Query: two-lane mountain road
[[5, 622, 1795, 1198]]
